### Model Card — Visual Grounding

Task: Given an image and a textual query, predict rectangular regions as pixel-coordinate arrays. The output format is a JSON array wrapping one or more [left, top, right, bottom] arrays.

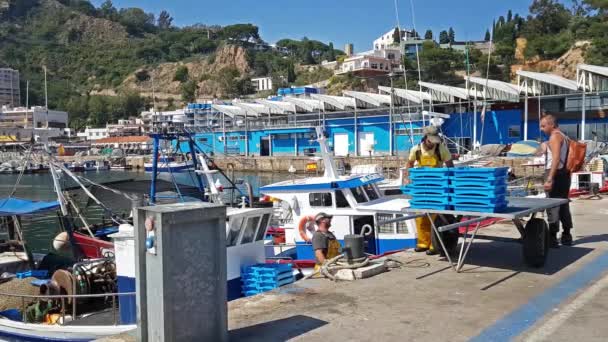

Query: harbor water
[[0, 170, 290, 253]]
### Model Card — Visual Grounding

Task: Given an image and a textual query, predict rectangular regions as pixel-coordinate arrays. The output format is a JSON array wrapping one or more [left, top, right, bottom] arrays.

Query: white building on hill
[[373, 28, 413, 50]]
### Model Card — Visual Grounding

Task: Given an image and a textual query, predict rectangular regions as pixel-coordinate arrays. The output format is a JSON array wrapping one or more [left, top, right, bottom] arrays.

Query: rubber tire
[[432, 215, 459, 257], [523, 218, 549, 268]]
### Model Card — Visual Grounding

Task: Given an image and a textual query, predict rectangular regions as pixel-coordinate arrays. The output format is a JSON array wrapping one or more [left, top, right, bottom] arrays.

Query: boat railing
[[0, 290, 135, 326]]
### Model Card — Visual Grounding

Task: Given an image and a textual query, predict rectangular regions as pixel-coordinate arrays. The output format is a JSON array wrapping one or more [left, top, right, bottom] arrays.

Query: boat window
[[395, 214, 409, 234], [255, 214, 271, 241], [241, 216, 260, 244], [363, 184, 379, 201], [227, 216, 244, 246], [351, 187, 368, 203], [335, 190, 350, 208], [377, 213, 395, 234], [309, 193, 332, 207]]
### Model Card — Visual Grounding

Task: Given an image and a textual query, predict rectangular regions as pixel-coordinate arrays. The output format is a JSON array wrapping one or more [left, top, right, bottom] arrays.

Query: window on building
[[335, 190, 350, 208], [309, 193, 333, 207], [379, 63, 384, 70], [508, 126, 520, 138], [363, 184, 379, 201], [351, 187, 368, 203], [371, 63, 378, 69], [197, 137, 208, 143]]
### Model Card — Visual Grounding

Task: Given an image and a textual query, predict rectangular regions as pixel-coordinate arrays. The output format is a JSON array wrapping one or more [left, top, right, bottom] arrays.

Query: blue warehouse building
[[174, 65, 608, 158]]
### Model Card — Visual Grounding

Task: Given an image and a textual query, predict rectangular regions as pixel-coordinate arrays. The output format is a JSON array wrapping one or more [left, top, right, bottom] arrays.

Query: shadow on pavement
[[572, 233, 608, 245], [460, 239, 594, 275], [229, 315, 328, 342]]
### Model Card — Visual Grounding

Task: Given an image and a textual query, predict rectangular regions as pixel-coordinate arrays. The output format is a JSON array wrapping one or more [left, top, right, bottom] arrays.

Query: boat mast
[[316, 127, 338, 179]]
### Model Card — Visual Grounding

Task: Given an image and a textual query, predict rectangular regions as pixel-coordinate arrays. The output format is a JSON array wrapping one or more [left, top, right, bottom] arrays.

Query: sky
[[91, 0, 538, 51]]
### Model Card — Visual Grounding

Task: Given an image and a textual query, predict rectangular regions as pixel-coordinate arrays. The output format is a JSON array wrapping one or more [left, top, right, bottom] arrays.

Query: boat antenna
[[393, 0, 415, 146], [409, 0, 425, 124]]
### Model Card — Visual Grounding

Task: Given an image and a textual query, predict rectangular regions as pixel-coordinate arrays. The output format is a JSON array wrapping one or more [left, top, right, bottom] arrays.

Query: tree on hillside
[[392, 27, 401, 44], [174, 66, 189, 82], [411, 29, 419, 39], [424, 30, 433, 40], [507, 9, 513, 22], [287, 61, 296, 83], [118, 8, 156, 35], [448, 27, 455, 43], [157, 10, 173, 30], [526, 0, 571, 35], [181, 80, 198, 102], [498, 16, 506, 27], [439, 30, 449, 44], [221, 24, 260, 42], [326, 42, 336, 61], [485, 29, 491, 41], [99, 0, 117, 20], [6, 0, 39, 18]]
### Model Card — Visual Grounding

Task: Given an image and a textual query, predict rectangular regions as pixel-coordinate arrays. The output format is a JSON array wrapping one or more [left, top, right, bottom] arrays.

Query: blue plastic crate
[[451, 186, 507, 198], [403, 185, 451, 196], [449, 196, 507, 206], [451, 167, 509, 180], [16, 270, 48, 279], [241, 271, 293, 283], [410, 179, 451, 187], [409, 167, 452, 181], [450, 177, 507, 189], [410, 196, 451, 205], [452, 202, 508, 213], [241, 263, 292, 276], [409, 203, 453, 211]]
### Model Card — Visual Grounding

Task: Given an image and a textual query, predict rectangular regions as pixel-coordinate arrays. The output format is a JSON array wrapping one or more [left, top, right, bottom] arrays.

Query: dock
[[99, 197, 608, 341]]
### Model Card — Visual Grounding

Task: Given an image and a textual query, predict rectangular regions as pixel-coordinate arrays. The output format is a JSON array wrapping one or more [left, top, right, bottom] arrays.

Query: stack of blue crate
[[402, 167, 453, 210], [241, 263, 294, 297], [449, 167, 509, 213]]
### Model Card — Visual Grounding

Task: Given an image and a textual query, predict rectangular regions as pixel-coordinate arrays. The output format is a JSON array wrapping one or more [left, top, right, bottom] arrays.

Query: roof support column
[[581, 73, 586, 141], [524, 79, 529, 141]]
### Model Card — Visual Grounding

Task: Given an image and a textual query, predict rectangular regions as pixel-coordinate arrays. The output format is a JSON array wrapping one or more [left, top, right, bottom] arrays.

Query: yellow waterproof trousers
[[416, 214, 437, 251]]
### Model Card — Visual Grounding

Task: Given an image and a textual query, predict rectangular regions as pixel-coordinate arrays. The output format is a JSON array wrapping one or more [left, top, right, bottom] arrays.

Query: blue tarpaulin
[[0, 198, 60, 216]]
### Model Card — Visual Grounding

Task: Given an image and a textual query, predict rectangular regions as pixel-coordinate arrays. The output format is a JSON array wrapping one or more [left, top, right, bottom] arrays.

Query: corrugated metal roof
[[516, 70, 578, 91], [377, 86, 431, 104], [418, 81, 482, 101], [343, 90, 391, 107], [310, 94, 356, 110], [577, 64, 608, 77]]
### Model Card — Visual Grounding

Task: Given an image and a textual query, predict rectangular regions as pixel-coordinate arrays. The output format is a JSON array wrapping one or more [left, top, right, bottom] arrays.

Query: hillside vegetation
[[0, 0, 606, 129]]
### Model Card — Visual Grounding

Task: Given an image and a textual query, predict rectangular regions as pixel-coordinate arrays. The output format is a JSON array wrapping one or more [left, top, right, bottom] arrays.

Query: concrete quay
[[100, 197, 608, 341]]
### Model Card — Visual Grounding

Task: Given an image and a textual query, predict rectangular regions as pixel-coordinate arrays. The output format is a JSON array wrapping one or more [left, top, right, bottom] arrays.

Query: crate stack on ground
[[241, 263, 294, 297], [449, 167, 509, 213], [402, 167, 453, 210]]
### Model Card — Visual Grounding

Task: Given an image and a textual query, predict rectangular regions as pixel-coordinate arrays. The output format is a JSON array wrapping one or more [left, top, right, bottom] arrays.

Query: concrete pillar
[[135, 202, 228, 342]]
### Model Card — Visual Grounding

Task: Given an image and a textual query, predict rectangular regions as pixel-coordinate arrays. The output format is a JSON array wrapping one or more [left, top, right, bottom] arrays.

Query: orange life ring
[[298, 215, 316, 242]]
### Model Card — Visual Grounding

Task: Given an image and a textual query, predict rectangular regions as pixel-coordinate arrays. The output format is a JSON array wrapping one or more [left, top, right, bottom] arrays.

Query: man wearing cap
[[405, 126, 454, 255], [311, 212, 341, 268]]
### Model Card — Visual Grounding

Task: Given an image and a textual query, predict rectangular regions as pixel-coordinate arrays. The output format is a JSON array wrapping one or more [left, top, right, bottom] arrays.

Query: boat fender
[[298, 216, 316, 242]]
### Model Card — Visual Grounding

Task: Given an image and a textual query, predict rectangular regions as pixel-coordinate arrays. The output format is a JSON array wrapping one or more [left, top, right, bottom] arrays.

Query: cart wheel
[[432, 215, 459, 256], [523, 218, 549, 267]]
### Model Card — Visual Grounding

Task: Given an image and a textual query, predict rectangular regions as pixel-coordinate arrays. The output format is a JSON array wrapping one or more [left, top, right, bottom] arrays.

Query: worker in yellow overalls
[[311, 212, 341, 271], [405, 126, 454, 255]]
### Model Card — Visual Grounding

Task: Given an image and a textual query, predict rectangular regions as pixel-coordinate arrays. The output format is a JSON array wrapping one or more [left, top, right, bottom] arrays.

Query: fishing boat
[[144, 156, 194, 172], [260, 127, 417, 260]]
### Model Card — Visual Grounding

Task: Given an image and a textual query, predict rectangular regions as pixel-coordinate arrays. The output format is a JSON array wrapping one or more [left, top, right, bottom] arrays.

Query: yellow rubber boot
[[415, 216, 431, 251]]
